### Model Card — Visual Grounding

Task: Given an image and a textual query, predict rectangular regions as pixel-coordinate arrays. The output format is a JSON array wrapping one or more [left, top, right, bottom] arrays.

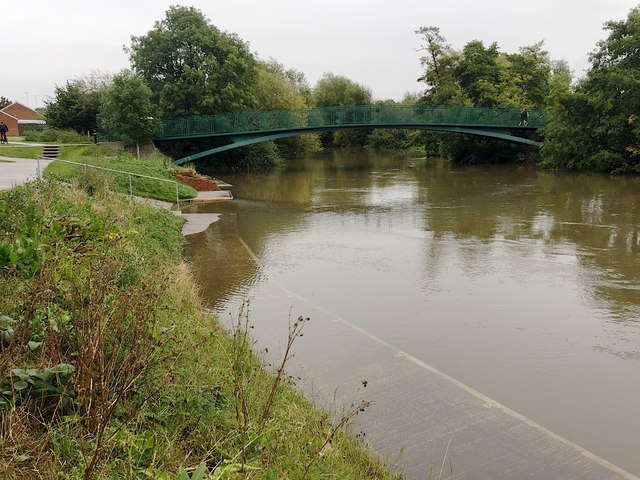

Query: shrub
[[24, 128, 90, 144]]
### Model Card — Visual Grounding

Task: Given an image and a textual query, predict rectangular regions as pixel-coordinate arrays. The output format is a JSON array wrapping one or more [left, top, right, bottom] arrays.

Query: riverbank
[[0, 179, 401, 479]]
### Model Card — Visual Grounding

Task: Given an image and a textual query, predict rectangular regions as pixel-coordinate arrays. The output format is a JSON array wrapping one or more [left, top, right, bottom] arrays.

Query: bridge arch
[[154, 105, 545, 165]]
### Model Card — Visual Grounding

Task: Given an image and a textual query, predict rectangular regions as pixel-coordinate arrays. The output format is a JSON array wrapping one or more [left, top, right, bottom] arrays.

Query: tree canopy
[[313, 73, 373, 107], [128, 5, 258, 118], [416, 27, 552, 109], [45, 73, 112, 133], [541, 6, 640, 173], [98, 71, 162, 153]]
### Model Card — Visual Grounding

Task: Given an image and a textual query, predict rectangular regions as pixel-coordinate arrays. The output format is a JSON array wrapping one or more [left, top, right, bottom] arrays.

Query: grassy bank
[[0, 142, 197, 203], [0, 179, 401, 479], [45, 151, 198, 204]]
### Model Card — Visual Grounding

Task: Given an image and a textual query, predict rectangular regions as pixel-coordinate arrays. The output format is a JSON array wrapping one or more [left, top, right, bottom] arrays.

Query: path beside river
[[0, 156, 51, 189]]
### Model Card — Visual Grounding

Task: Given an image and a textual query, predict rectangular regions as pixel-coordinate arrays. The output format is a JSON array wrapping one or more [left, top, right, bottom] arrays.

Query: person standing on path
[[0, 122, 8, 143]]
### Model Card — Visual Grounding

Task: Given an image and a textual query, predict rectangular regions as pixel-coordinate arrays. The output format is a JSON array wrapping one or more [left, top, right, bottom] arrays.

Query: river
[[183, 150, 640, 479]]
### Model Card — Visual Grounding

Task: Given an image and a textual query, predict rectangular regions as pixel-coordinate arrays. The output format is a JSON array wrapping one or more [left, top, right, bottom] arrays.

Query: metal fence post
[[129, 175, 133, 197], [175, 182, 180, 212]]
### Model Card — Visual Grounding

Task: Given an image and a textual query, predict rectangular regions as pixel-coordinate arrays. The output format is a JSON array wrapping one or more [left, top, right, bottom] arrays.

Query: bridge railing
[[157, 105, 546, 140]]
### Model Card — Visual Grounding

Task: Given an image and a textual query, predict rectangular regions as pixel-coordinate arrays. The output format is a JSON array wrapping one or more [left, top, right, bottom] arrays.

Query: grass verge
[[0, 178, 401, 479], [45, 146, 197, 203]]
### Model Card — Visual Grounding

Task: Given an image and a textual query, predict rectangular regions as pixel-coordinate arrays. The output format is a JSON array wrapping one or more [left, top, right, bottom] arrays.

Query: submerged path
[[203, 227, 640, 480]]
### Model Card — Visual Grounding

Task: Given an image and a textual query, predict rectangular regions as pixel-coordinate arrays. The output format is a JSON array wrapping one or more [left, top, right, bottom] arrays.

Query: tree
[[128, 5, 257, 118], [98, 71, 162, 158], [313, 73, 372, 107], [507, 42, 551, 107], [45, 73, 111, 133], [542, 6, 640, 172], [415, 27, 467, 105], [253, 60, 320, 157], [313, 73, 373, 147], [0, 97, 11, 109], [546, 59, 573, 105], [454, 40, 502, 107]]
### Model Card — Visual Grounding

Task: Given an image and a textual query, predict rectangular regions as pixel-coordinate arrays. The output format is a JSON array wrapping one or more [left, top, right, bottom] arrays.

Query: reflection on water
[[185, 150, 640, 476]]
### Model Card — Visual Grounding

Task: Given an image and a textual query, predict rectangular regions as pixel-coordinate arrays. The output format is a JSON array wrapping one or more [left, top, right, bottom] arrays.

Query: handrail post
[[175, 182, 180, 212], [129, 174, 133, 197]]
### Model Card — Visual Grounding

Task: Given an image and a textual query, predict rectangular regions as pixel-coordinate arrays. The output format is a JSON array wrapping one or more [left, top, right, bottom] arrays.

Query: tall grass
[[0, 179, 402, 479], [45, 150, 197, 203]]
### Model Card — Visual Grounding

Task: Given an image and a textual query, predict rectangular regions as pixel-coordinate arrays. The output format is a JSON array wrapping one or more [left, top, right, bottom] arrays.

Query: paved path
[[0, 156, 223, 236], [0, 156, 51, 190], [192, 190, 233, 201]]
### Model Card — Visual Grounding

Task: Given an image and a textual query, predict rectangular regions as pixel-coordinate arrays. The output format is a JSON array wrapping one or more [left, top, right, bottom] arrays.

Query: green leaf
[[13, 380, 29, 391], [191, 464, 207, 480], [177, 467, 190, 480]]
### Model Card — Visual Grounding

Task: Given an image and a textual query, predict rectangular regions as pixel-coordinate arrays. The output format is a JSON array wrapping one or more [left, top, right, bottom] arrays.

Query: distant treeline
[[37, 5, 640, 173]]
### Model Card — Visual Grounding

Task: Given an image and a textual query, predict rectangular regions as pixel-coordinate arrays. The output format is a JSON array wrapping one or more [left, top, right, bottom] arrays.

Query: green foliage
[[45, 73, 112, 133], [253, 61, 321, 158], [207, 142, 285, 172], [178, 463, 207, 480], [0, 364, 74, 410], [313, 73, 372, 107], [542, 6, 640, 173], [313, 73, 373, 147], [0, 181, 400, 479], [414, 26, 552, 163], [24, 128, 90, 144], [129, 5, 258, 117], [99, 70, 162, 145], [44, 152, 197, 202], [416, 27, 552, 110], [416, 26, 467, 105], [0, 96, 11, 109]]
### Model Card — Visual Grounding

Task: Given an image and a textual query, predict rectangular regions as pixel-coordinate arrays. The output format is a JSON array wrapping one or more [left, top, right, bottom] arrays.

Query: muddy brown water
[[184, 150, 640, 478]]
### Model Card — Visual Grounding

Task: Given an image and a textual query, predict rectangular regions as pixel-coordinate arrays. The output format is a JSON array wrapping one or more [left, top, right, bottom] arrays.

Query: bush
[[24, 128, 90, 144]]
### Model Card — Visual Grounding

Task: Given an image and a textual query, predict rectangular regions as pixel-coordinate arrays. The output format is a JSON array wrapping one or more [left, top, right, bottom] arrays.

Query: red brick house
[[0, 102, 45, 136]]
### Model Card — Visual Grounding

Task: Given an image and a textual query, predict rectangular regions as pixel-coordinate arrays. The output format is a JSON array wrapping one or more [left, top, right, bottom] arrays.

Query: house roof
[[0, 102, 40, 119], [0, 111, 18, 120]]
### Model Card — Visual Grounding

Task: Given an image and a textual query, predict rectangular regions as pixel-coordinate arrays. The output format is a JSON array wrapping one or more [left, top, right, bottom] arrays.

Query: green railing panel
[[156, 105, 546, 141]]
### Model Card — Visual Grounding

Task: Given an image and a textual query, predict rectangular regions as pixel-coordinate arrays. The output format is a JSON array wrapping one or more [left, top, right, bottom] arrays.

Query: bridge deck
[[156, 105, 544, 141]]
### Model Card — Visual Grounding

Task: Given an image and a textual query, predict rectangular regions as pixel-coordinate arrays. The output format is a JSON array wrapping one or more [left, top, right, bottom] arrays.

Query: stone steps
[[42, 145, 59, 159]]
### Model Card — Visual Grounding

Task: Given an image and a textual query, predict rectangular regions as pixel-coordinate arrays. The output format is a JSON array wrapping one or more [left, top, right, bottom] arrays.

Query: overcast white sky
[[4, 1, 638, 109]]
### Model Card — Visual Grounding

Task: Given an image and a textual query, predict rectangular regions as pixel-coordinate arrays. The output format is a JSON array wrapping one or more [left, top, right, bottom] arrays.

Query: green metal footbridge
[[155, 105, 546, 165]]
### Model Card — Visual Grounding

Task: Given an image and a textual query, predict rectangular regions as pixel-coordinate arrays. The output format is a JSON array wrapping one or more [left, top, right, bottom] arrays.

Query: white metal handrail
[[41, 158, 182, 211]]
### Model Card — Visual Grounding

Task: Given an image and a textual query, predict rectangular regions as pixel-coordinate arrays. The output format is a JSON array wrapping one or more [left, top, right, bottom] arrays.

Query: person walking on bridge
[[519, 108, 529, 126]]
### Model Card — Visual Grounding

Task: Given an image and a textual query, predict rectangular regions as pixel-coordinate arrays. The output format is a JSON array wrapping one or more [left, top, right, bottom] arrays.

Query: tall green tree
[[45, 73, 111, 133], [128, 5, 257, 118], [98, 71, 162, 158], [542, 6, 640, 172], [313, 73, 373, 147], [253, 60, 321, 157], [454, 40, 503, 107], [507, 42, 551, 107], [415, 27, 467, 105], [313, 73, 372, 107]]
